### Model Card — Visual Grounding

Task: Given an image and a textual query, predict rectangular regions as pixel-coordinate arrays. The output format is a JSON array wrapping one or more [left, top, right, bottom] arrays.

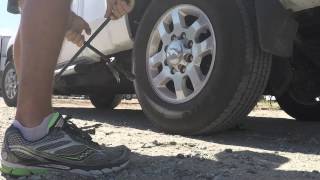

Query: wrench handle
[[55, 18, 111, 81]]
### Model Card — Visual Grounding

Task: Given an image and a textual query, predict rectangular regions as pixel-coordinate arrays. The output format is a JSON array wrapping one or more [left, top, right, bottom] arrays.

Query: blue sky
[[0, 0, 20, 36]]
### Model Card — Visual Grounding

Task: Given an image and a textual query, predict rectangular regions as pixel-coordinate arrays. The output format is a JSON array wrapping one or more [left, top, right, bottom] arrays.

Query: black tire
[[1, 62, 18, 107], [89, 94, 122, 109], [133, 0, 272, 135], [277, 91, 320, 121]]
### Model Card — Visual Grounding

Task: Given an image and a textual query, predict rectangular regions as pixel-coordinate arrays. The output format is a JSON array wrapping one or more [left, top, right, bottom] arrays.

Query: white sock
[[13, 114, 53, 142]]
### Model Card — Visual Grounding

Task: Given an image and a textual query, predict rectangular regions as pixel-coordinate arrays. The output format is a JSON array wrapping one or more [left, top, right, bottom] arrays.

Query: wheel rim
[[146, 4, 216, 104], [4, 68, 18, 100]]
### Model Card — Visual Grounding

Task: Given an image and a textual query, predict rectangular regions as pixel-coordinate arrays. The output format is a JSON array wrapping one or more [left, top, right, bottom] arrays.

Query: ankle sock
[[13, 113, 54, 142]]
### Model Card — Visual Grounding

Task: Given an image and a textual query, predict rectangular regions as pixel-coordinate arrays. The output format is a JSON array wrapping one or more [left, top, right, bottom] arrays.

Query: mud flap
[[255, 0, 298, 57]]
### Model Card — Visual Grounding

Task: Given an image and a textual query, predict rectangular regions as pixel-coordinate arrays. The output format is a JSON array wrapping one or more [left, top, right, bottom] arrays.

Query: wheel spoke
[[187, 66, 204, 91], [11, 89, 14, 98], [186, 16, 209, 41], [149, 51, 164, 68], [157, 21, 171, 45], [173, 75, 189, 100], [153, 69, 171, 88], [5, 89, 9, 97], [171, 8, 186, 34], [192, 38, 214, 65], [8, 89, 12, 99]]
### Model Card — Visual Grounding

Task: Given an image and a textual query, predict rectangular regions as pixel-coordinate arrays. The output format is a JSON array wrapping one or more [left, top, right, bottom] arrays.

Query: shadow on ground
[[4, 150, 320, 180], [55, 107, 320, 155]]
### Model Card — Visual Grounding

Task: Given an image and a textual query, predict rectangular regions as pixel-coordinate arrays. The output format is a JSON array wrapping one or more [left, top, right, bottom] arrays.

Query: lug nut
[[181, 32, 186, 39], [171, 68, 176, 74], [171, 35, 177, 40], [179, 65, 186, 73], [164, 60, 168, 66], [188, 41, 193, 48], [185, 54, 193, 62]]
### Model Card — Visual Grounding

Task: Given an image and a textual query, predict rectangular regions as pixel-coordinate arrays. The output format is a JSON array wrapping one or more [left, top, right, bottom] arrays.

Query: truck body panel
[[280, 0, 320, 11], [57, 0, 133, 65]]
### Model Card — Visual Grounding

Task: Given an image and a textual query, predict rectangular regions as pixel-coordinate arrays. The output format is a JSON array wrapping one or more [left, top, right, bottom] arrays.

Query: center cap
[[166, 40, 184, 66]]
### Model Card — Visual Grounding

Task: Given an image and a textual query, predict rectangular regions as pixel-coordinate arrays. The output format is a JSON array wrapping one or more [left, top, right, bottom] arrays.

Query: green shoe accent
[[48, 112, 60, 129], [0, 165, 12, 174], [0, 165, 48, 176], [31, 168, 48, 175], [11, 167, 31, 176]]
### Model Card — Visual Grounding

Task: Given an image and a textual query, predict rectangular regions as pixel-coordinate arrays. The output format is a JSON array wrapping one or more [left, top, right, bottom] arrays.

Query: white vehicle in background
[[1, 0, 320, 135], [0, 36, 11, 97]]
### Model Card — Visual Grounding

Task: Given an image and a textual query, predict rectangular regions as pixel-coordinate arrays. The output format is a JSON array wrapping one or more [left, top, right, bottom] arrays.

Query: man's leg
[[1, 0, 130, 175], [15, 0, 71, 128]]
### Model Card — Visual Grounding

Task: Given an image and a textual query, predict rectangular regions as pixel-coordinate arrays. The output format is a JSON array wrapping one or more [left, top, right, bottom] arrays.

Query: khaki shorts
[[7, 0, 20, 14]]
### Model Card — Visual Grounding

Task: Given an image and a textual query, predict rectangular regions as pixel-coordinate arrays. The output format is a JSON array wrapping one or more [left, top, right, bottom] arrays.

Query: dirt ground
[[0, 97, 320, 180]]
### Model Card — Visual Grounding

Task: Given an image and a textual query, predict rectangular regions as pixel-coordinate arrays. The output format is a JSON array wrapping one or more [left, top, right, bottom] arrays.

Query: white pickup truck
[[1, 0, 320, 135]]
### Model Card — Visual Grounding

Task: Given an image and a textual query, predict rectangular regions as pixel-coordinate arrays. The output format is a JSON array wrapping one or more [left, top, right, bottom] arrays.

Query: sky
[[0, 0, 20, 36]]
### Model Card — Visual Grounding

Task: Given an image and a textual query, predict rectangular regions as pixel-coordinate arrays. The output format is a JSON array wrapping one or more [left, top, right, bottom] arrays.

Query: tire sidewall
[[89, 93, 121, 109], [277, 91, 320, 121], [134, 0, 249, 133]]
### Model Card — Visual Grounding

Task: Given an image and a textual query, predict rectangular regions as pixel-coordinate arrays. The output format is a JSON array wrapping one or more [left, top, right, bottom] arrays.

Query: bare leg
[[16, 0, 71, 127]]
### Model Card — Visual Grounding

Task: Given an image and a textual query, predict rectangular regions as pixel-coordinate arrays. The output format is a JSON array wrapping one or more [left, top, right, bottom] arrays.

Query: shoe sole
[[0, 160, 130, 177]]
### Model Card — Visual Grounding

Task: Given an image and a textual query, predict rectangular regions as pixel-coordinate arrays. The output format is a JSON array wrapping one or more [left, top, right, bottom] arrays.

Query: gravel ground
[[0, 97, 320, 180]]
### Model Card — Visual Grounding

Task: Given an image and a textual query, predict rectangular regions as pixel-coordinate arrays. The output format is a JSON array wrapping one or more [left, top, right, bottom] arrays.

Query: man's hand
[[105, 0, 133, 20], [66, 0, 133, 47], [65, 12, 91, 47]]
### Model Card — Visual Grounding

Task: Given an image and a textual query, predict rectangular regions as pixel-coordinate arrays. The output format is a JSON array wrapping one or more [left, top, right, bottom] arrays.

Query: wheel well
[[6, 46, 13, 65], [129, 0, 298, 57], [255, 0, 298, 57], [128, 0, 152, 37]]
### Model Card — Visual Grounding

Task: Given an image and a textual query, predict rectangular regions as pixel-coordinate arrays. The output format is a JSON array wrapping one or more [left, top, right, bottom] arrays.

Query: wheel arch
[[0, 45, 13, 81], [129, 0, 298, 58], [6, 45, 13, 65], [128, 0, 152, 37]]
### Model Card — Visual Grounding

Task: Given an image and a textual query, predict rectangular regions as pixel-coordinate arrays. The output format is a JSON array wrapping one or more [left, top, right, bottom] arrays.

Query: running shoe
[[1, 112, 130, 176]]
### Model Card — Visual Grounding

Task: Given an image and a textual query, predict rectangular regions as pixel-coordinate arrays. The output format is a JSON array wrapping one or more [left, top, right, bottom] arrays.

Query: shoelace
[[62, 116, 99, 147]]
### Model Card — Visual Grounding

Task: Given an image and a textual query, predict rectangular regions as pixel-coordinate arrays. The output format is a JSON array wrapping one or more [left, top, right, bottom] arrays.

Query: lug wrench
[[55, 17, 135, 83]]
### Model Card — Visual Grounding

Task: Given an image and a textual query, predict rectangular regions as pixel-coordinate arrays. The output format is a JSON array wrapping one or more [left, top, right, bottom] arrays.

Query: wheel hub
[[166, 40, 184, 66], [166, 38, 191, 72]]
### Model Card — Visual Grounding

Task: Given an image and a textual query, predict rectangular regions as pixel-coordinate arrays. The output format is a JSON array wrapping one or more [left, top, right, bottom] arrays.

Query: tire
[[277, 91, 320, 121], [133, 0, 272, 135], [89, 94, 122, 109], [1, 62, 18, 107]]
